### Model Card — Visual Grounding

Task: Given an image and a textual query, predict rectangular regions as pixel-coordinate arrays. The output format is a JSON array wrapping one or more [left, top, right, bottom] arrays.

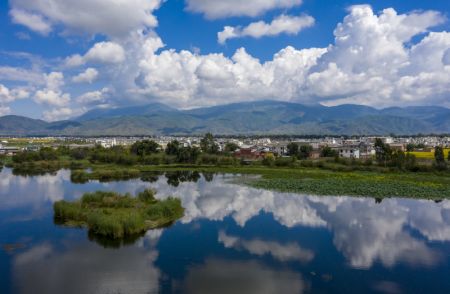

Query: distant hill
[[75, 103, 177, 121], [1, 101, 449, 136]]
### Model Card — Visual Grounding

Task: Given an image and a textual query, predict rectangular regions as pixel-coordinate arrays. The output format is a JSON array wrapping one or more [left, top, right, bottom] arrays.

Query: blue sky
[[0, 0, 449, 120]]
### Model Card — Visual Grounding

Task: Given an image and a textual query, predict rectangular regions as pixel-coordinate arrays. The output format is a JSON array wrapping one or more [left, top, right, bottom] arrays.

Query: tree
[[320, 146, 337, 158], [200, 133, 219, 154], [131, 140, 160, 156], [165, 140, 180, 156], [375, 138, 392, 167], [224, 142, 239, 153], [176, 146, 201, 163], [448, 150, 450, 162], [434, 146, 447, 170], [287, 143, 299, 157], [405, 153, 417, 171], [391, 150, 406, 169], [406, 143, 415, 152], [298, 145, 313, 160], [435, 146, 445, 163]]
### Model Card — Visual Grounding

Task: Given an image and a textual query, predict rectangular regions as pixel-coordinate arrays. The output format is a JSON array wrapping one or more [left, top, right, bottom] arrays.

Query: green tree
[[375, 138, 392, 167], [406, 143, 415, 152], [391, 150, 406, 169], [434, 146, 447, 170], [224, 142, 239, 153], [405, 153, 417, 171], [435, 146, 445, 163], [131, 140, 160, 156], [298, 145, 313, 160], [287, 143, 299, 157], [165, 140, 180, 156], [200, 133, 219, 154], [176, 146, 201, 163], [320, 146, 337, 158]]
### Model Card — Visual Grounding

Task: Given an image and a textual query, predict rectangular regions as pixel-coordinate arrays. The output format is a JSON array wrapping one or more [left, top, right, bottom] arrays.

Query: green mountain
[[1, 101, 449, 136]]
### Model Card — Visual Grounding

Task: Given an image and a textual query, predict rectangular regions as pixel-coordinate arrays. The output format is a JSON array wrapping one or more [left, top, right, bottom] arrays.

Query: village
[[1, 135, 449, 160]]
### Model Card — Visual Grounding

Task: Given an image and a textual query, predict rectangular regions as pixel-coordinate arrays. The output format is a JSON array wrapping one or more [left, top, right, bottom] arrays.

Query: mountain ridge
[[1, 101, 449, 136]]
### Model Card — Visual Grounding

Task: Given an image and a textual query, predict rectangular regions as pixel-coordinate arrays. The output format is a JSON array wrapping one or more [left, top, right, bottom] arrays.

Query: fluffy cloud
[[0, 84, 29, 117], [9, 0, 162, 37], [9, 4, 450, 116], [0, 106, 11, 116], [42, 107, 80, 121], [72, 68, 99, 83], [0, 84, 30, 103], [66, 42, 125, 67], [77, 88, 110, 105], [10, 9, 52, 35], [35, 90, 70, 107], [34, 72, 70, 107], [186, 0, 303, 19], [127, 5, 449, 108], [218, 14, 314, 44], [134, 34, 326, 108]]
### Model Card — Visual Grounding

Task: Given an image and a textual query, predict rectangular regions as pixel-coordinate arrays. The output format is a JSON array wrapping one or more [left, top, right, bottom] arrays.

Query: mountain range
[[1, 101, 449, 136]]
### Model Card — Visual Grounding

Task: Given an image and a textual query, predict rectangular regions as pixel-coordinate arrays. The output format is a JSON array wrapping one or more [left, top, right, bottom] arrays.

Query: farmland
[[409, 149, 450, 159]]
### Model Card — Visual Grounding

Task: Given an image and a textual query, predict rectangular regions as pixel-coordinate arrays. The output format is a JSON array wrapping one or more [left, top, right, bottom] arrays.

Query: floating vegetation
[[54, 189, 184, 239], [249, 172, 450, 199]]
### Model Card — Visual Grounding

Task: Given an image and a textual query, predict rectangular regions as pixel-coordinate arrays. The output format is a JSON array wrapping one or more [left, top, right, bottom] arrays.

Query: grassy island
[[53, 189, 184, 239]]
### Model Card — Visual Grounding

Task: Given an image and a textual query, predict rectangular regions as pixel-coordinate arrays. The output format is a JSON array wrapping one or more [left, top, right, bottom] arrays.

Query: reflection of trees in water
[[165, 171, 202, 187], [140, 171, 164, 183], [12, 167, 58, 177], [88, 231, 145, 249], [203, 172, 215, 182], [54, 216, 175, 249]]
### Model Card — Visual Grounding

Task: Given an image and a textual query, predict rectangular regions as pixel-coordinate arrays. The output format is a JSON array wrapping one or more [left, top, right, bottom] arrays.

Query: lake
[[1, 168, 450, 294]]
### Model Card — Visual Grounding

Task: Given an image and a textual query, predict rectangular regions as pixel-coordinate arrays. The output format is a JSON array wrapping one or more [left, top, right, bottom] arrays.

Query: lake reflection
[[1, 168, 450, 293]]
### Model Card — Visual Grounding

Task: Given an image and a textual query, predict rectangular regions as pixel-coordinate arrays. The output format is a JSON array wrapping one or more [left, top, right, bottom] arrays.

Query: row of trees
[[286, 143, 313, 160], [375, 138, 449, 171]]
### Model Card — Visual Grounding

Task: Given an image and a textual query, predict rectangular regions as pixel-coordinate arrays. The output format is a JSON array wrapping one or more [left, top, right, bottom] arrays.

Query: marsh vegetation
[[53, 189, 184, 239]]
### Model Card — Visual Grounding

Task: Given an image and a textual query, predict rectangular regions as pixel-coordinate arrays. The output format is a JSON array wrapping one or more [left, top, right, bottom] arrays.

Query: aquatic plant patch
[[54, 190, 184, 239]]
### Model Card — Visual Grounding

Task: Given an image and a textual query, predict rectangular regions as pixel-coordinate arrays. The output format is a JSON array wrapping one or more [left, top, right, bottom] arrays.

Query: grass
[[53, 189, 184, 239]]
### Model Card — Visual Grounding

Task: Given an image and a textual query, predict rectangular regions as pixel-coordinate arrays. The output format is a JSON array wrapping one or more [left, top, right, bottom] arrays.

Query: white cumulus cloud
[[186, 0, 303, 19], [77, 88, 110, 105], [33, 72, 71, 107], [0, 84, 30, 103], [9, 0, 163, 37], [72, 68, 99, 83], [218, 14, 315, 44], [65, 42, 125, 67]]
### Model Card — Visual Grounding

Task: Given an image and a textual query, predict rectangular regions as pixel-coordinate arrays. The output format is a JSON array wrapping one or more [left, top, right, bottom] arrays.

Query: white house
[[339, 146, 360, 159]]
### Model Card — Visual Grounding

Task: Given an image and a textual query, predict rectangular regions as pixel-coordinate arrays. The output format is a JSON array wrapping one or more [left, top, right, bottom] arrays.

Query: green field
[[410, 149, 450, 159]]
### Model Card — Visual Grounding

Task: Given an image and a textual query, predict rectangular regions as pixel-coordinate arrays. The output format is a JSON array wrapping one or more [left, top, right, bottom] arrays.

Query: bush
[[137, 189, 157, 203], [274, 157, 294, 167]]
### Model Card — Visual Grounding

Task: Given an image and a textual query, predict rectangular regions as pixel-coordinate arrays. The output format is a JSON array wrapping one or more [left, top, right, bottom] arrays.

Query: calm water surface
[[1, 168, 450, 294]]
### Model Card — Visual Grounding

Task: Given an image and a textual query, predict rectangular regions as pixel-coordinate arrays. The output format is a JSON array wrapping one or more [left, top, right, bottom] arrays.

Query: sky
[[0, 0, 449, 121]]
